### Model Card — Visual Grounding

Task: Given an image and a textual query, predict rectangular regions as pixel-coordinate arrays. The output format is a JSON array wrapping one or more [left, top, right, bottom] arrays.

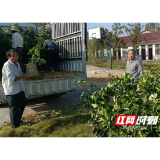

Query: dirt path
[[86, 65, 125, 82]]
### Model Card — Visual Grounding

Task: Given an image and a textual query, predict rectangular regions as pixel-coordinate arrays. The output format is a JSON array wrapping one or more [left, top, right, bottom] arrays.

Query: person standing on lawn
[[2, 49, 31, 129], [11, 26, 24, 72], [43, 40, 59, 72], [126, 49, 144, 83]]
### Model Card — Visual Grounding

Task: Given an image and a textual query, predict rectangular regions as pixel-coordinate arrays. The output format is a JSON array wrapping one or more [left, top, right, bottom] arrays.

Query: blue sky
[[87, 23, 146, 31]]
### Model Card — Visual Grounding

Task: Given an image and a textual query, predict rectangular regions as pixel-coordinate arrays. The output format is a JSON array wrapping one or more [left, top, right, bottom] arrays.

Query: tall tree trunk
[[95, 50, 98, 58]]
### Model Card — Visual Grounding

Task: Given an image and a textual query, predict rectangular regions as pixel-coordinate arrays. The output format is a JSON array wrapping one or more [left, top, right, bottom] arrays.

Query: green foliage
[[36, 23, 52, 45], [34, 23, 49, 28], [22, 27, 38, 51], [0, 114, 93, 137], [0, 103, 93, 137], [88, 24, 125, 63], [145, 23, 160, 31], [88, 27, 110, 59], [79, 70, 160, 137], [25, 23, 52, 67], [88, 59, 160, 70], [123, 23, 146, 51], [0, 27, 12, 68], [38, 71, 46, 80], [0, 23, 51, 71], [110, 23, 126, 49], [27, 44, 46, 66], [26, 24, 52, 68]]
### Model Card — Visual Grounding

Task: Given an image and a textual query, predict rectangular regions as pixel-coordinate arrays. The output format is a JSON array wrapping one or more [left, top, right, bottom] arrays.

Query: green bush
[[87, 53, 106, 65], [80, 69, 160, 137], [13, 24, 38, 65], [0, 23, 52, 75], [26, 26, 52, 69], [21, 24, 51, 67], [0, 24, 38, 72], [0, 27, 12, 69], [27, 43, 46, 66]]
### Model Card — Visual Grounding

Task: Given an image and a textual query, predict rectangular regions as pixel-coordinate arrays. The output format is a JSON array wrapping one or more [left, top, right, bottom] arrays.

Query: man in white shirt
[[2, 49, 31, 129], [11, 26, 24, 72]]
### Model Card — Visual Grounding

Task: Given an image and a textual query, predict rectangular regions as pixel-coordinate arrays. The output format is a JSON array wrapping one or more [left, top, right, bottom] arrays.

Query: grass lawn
[[87, 60, 160, 70], [0, 104, 95, 137]]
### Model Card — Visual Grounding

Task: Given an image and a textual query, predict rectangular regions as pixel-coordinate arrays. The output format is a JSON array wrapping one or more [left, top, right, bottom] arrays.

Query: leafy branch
[[27, 44, 46, 66]]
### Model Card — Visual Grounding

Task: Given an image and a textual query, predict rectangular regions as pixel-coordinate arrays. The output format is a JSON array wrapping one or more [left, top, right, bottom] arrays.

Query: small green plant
[[27, 44, 46, 66], [38, 71, 46, 80]]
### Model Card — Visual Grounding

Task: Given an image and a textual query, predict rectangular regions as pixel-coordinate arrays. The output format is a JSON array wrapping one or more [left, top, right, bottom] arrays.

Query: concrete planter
[[0, 76, 86, 103]]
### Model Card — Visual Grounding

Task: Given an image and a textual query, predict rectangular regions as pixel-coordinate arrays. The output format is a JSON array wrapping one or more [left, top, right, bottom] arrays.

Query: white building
[[118, 31, 160, 60], [88, 27, 160, 61]]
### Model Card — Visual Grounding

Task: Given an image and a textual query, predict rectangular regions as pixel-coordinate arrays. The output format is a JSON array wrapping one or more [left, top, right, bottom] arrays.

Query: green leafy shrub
[[0, 27, 12, 74], [0, 23, 52, 77], [79, 70, 160, 137], [27, 44, 46, 66], [15, 23, 51, 59]]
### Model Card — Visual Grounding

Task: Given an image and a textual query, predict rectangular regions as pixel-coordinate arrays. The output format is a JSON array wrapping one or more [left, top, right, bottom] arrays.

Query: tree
[[0, 27, 12, 76], [88, 27, 109, 58], [123, 23, 146, 51], [34, 23, 49, 28], [108, 23, 126, 59], [88, 25, 126, 60], [145, 23, 160, 31], [145, 24, 149, 31]]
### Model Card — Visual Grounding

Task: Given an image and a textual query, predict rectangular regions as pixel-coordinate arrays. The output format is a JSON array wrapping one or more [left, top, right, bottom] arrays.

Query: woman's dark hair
[[6, 49, 16, 57]]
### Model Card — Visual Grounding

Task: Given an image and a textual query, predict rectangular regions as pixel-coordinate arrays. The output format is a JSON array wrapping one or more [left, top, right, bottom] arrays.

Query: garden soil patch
[[0, 72, 85, 83], [25, 71, 85, 81]]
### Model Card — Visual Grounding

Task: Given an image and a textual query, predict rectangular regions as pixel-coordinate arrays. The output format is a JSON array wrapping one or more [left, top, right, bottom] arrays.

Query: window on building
[[155, 44, 160, 55], [156, 49, 160, 55]]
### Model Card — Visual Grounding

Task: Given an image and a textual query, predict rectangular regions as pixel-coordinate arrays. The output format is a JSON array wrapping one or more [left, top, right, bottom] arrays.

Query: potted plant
[[26, 44, 46, 78]]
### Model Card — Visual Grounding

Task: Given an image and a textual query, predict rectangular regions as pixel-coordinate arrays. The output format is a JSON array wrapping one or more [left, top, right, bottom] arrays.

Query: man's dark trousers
[[6, 91, 26, 129], [48, 48, 59, 71]]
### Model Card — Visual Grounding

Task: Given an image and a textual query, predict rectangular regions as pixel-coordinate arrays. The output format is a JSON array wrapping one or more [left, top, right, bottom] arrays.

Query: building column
[[111, 48, 113, 56], [121, 48, 123, 58], [139, 46, 141, 56], [152, 44, 155, 59], [116, 49, 119, 60], [145, 45, 148, 60]]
